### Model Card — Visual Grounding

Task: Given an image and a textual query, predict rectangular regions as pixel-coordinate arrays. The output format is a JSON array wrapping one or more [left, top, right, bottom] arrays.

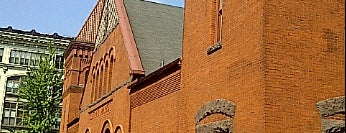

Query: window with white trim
[[6, 76, 21, 94]]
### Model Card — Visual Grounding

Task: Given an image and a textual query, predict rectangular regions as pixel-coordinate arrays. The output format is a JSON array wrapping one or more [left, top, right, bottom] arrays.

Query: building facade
[[62, 0, 344, 133], [0, 26, 72, 132]]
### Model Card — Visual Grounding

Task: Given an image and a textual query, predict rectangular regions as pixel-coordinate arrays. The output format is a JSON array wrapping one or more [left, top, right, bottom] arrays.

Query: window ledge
[[207, 41, 222, 55]]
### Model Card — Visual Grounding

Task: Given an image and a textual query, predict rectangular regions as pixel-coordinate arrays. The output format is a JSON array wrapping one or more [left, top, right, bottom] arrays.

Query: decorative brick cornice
[[64, 41, 95, 59], [62, 84, 84, 99]]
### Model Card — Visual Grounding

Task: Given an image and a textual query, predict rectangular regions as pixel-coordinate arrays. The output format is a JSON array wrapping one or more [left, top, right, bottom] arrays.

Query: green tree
[[18, 44, 63, 133]]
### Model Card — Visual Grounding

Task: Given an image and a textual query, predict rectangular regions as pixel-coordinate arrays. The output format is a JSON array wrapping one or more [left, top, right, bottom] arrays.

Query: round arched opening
[[104, 128, 110, 133]]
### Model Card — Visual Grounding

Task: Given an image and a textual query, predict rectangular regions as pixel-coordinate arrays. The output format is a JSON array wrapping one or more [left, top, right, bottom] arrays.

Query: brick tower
[[181, 0, 344, 132], [60, 41, 94, 133]]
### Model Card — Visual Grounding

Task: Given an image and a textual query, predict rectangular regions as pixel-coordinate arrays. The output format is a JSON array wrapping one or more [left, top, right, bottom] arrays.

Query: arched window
[[104, 128, 110, 133], [104, 61, 109, 95], [108, 57, 114, 92], [91, 73, 95, 102], [195, 99, 236, 133], [316, 96, 345, 133], [85, 128, 91, 133], [114, 126, 122, 133], [95, 70, 100, 101], [100, 65, 104, 96], [101, 120, 113, 133]]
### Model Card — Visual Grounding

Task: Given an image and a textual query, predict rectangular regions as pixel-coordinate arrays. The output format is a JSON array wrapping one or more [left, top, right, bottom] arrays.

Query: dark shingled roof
[[124, 0, 184, 75]]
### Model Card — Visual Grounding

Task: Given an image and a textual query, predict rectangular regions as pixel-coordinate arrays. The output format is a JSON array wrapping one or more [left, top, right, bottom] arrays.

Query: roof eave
[[115, 0, 144, 76]]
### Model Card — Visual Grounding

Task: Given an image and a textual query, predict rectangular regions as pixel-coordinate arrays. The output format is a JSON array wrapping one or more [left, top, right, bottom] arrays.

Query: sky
[[0, 0, 184, 38]]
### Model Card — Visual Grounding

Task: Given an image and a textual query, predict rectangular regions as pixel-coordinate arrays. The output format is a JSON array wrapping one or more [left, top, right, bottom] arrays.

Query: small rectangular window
[[20, 51, 25, 65], [214, 0, 222, 43], [24, 52, 30, 65], [35, 54, 40, 66], [2, 102, 21, 126], [15, 51, 20, 64], [55, 55, 64, 69], [30, 53, 36, 66], [0, 48, 3, 62], [9, 50, 15, 63], [6, 76, 21, 94]]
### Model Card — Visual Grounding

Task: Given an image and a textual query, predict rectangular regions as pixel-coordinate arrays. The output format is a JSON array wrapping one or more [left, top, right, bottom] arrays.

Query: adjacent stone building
[[61, 0, 344, 132], [0, 26, 72, 132]]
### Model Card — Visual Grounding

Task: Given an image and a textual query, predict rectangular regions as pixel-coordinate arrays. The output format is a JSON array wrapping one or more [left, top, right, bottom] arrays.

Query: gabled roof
[[75, 0, 184, 75], [124, 0, 184, 75]]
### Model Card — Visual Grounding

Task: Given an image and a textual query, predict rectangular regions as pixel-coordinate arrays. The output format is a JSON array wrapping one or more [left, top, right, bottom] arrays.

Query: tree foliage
[[18, 44, 63, 133]]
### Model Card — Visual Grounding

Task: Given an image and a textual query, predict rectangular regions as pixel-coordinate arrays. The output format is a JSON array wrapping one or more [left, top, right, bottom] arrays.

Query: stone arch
[[101, 119, 114, 133], [316, 96, 345, 133], [100, 57, 104, 66], [114, 125, 124, 133], [104, 52, 109, 61], [108, 46, 116, 62], [95, 62, 99, 70], [195, 99, 236, 133], [85, 128, 91, 133]]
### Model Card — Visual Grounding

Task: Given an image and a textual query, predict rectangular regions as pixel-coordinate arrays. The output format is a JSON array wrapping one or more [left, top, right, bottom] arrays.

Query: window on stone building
[[0, 48, 3, 62], [1, 102, 26, 127], [30, 53, 35, 66], [9, 50, 53, 67], [6, 76, 21, 94], [24, 52, 30, 65], [15, 51, 20, 64], [10, 50, 29, 65], [9, 50, 15, 63], [34, 53, 40, 66], [20, 51, 25, 65], [55, 55, 64, 69]]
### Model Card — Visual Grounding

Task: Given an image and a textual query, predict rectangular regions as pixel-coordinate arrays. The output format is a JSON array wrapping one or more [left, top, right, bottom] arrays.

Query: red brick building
[[61, 0, 345, 132]]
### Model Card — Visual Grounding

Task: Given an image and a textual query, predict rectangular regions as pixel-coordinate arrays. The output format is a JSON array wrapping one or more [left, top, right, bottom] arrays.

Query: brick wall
[[182, 0, 266, 132], [78, 86, 131, 133], [130, 71, 181, 109], [77, 24, 133, 133], [264, 0, 345, 132], [80, 27, 132, 108], [182, 0, 344, 132], [61, 0, 344, 132], [130, 70, 182, 132], [61, 41, 94, 132]]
